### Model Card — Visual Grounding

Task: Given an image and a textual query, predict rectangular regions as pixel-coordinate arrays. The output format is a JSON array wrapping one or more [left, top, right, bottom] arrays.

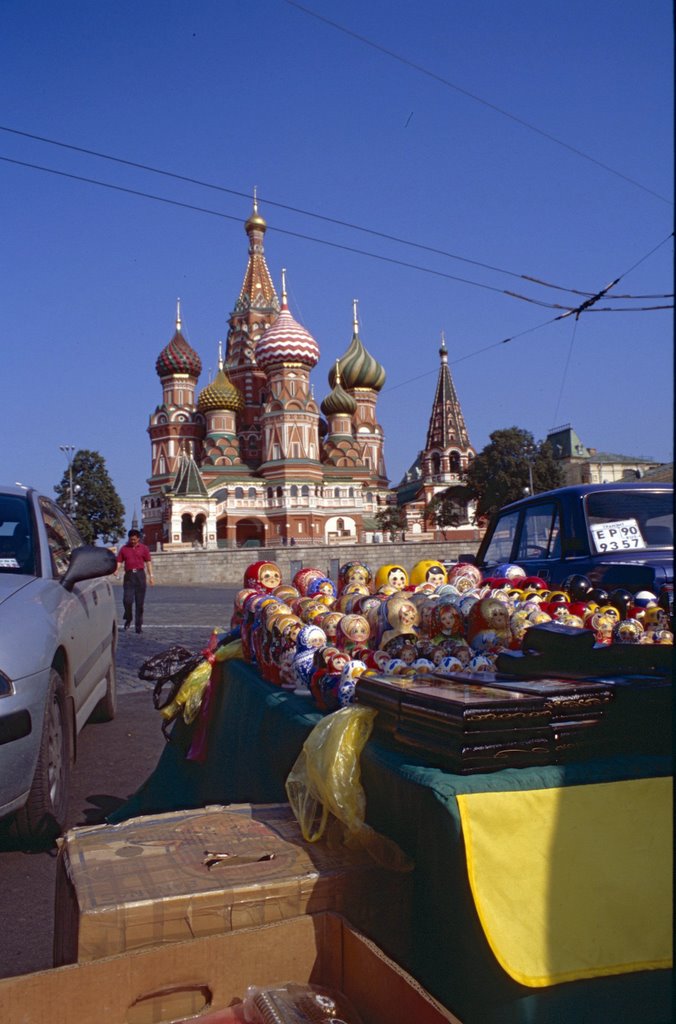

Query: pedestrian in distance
[[114, 529, 154, 633]]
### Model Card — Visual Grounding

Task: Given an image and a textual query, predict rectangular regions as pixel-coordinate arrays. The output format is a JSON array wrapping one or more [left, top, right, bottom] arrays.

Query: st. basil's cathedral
[[141, 201, 476, 549]]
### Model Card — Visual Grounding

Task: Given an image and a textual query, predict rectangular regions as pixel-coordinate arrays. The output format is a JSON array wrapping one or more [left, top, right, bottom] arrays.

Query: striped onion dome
[[156, 301, 202, 378], [256, 271, 319, 370], [198, 365, 244, 413], [321, 362, 357, 416], [328, 300, 385, 392]]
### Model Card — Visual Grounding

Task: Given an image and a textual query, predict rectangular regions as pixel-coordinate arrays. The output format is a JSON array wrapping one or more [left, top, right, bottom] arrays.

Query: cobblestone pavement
[[113, 584, 239, 694]]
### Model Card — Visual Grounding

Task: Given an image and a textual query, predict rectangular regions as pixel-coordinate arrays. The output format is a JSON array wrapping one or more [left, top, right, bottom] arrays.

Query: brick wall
[[150, 538, 481, 586]]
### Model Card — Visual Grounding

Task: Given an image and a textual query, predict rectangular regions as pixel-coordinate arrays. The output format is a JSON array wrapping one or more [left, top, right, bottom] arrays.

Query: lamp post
[[59, 445, 76, 514], [523, 442, 535, 496]]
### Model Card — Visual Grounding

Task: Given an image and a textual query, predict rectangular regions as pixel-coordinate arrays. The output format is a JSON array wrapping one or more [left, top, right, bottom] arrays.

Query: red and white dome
[[255, 271, 319, 371]]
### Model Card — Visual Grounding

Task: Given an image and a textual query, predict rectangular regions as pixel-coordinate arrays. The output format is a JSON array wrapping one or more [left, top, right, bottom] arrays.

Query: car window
[[481, 510, 520, 564], [516, 502, 561, 561], [585, 490, 673, 553], [0, 494, 36, 575], [39, 498, 81, 578]]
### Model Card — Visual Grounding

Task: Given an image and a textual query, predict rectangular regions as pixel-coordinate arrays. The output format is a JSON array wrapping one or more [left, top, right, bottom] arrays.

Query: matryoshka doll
[[337, 659, 368, 706], [269, 613, 302, 684], [374, 563, 409, 593], [337, 560, 373, 595], [273, 584, 300, 604], [445, 562, 482, 594], [409, 559, 448, 590], [291, 624, 328, 693], [467, 597, 511, 652], [231, 587, 258, 630], [307, 576, 337, 607], [243, 561, 283, 593], [258, 603, 293, 682], [240, 592, 266, 663], [316, 610, 344, 644], [430, 600, 464, 645], [379, 595, 420, 650], [309, 647, 350, 711], [337, 583, 371, 612], [335, 613, 371, 653], [293, 567, 327, 597]]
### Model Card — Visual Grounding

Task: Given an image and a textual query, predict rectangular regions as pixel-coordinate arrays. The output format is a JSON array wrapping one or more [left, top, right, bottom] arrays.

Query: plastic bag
[[285, 706, 413, 872]]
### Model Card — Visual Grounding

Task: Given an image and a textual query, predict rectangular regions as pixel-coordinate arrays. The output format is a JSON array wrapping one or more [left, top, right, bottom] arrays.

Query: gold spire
[[335, 359, 341, 386], [281, 267, 288, 308], [353, 298, 359, 334], [176, 298, 182, 332], [217, 340, 224, 371]]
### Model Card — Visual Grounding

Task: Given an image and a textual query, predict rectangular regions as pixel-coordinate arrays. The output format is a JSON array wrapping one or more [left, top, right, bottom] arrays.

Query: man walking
[[114, 529, 154, 633]]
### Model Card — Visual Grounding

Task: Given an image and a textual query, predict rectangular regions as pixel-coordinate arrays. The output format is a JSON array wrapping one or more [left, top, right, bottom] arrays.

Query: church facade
[[141, 201, 476, 550], [141, 202, 390, 549]]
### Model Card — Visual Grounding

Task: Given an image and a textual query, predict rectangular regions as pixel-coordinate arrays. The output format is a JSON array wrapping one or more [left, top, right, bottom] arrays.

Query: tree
[[425, 484, 471, 537], [55, 449, 126, 544], [374, 503, 406, 540], [465, 427, 563, 521]]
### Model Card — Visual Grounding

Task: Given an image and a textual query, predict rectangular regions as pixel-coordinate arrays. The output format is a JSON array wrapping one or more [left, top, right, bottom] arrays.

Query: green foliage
[[374, 504, 406, 539], [465, 427, 563, 521], [425, 484, 471, 532], [55, 449, 126, 544]]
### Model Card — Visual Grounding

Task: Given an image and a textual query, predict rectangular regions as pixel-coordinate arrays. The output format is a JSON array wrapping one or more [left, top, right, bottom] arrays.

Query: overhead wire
[[284, 0, 673, 207], [0, 123, 598, 298]]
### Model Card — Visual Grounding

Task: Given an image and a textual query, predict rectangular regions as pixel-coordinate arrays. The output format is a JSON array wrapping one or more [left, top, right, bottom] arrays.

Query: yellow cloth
[[457, 776, 672, 987]]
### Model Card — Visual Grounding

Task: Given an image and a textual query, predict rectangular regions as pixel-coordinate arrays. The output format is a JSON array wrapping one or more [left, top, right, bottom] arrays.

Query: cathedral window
[[267, 487, 274, 499], [290, 485, 298, 498], [248, 487, 257, 498], [348, 487, 354, 498], [450, 451, 461, 474], [291, 443, 301, 458], [334, 488, 340, 498], [235, 487, 244, 499], [159, 456, 166, 474], [301, 485, 310, 497], [272, 443, 281, 460]]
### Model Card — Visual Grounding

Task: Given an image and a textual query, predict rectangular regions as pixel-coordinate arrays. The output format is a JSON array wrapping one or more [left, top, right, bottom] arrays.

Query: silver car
[[0, 484, 117, 843]]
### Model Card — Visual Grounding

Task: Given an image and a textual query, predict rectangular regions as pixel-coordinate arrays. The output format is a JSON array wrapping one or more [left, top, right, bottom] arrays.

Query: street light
[[523, 442, 535, 496], [59, 445, 76, 514]]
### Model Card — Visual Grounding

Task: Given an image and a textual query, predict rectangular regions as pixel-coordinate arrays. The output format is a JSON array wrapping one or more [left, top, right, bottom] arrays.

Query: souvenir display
[[225, 559, 671, 764]]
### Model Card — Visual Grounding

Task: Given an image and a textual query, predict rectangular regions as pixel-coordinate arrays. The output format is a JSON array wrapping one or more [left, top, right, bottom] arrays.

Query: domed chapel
[[141, 200, 475, 549]]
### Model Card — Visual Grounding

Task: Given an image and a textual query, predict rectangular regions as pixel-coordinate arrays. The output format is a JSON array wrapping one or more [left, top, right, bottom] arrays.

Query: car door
[[513, 500, 563, 583], [38, 498, 112, 721]]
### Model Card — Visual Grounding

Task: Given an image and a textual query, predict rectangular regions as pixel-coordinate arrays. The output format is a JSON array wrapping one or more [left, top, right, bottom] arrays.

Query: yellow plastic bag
[[160, 639, 243, 725], [286, 705, 412, 872]]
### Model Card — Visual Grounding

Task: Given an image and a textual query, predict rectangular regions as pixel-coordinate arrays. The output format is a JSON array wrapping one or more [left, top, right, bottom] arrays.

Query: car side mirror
[[62, 545, 117, 592], [457, 553, 477, 565]]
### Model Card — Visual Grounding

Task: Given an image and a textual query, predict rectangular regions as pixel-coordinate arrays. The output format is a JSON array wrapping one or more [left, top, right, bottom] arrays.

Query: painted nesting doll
[[374, 564, 409, 592], [379, 595, 420, 650], [293, 567, 327, 596], [337, 560, 373, 595], [335, 613, 371, 653], [446, 563, 482, 594], [291, 624, 328, 693], [307, 576, 337, 607], [243, 561, 283, 593], [409, 559, 448, 589], [466, 597, 511, 652]]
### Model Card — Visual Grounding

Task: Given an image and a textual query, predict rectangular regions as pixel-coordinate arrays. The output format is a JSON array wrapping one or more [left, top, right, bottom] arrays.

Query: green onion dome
[[198, 366, 244, 413], [328, 305, 385, 392], [321, 363, 357, 416]]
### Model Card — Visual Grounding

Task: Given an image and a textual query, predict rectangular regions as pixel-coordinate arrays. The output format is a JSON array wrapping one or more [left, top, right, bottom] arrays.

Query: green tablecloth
[[110, 660, 672, 1024]]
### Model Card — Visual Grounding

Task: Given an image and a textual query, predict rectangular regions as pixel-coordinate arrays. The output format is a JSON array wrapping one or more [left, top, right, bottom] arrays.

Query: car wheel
[[91, 657, 117, 723], [14, 668, 71, 845]]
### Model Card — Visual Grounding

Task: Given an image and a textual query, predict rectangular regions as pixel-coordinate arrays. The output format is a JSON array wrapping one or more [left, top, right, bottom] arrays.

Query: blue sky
[[1, 1, 672, 527]]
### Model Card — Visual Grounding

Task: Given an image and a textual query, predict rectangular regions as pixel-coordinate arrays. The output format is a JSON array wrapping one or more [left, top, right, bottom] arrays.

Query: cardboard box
[[1, 913, 460, 1024], [54, 804, 411, 967]]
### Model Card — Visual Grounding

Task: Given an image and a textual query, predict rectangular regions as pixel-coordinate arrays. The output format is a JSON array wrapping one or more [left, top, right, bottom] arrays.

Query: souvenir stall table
[[109, 657, 673, 1024]]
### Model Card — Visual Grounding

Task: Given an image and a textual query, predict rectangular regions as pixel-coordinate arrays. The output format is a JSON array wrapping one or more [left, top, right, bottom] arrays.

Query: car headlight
[[0, 671, 14, 698]]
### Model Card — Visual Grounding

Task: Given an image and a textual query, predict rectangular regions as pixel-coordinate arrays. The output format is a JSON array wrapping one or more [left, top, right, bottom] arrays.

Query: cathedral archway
[[236, 518, 266, 548]]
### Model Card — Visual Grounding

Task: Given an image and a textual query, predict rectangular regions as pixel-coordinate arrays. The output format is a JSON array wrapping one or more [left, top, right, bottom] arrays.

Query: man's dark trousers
[[123, 571, 147, 630]]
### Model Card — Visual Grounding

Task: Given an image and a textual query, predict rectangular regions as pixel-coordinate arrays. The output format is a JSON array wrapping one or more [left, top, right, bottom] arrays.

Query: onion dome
[[198, 360, 244, 413], [321, 362, 357, 417], [156, 300, 202, 378], [245, 189, 267, 234], [328, 300, 385, 392], [256, 269, 320, 370]]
